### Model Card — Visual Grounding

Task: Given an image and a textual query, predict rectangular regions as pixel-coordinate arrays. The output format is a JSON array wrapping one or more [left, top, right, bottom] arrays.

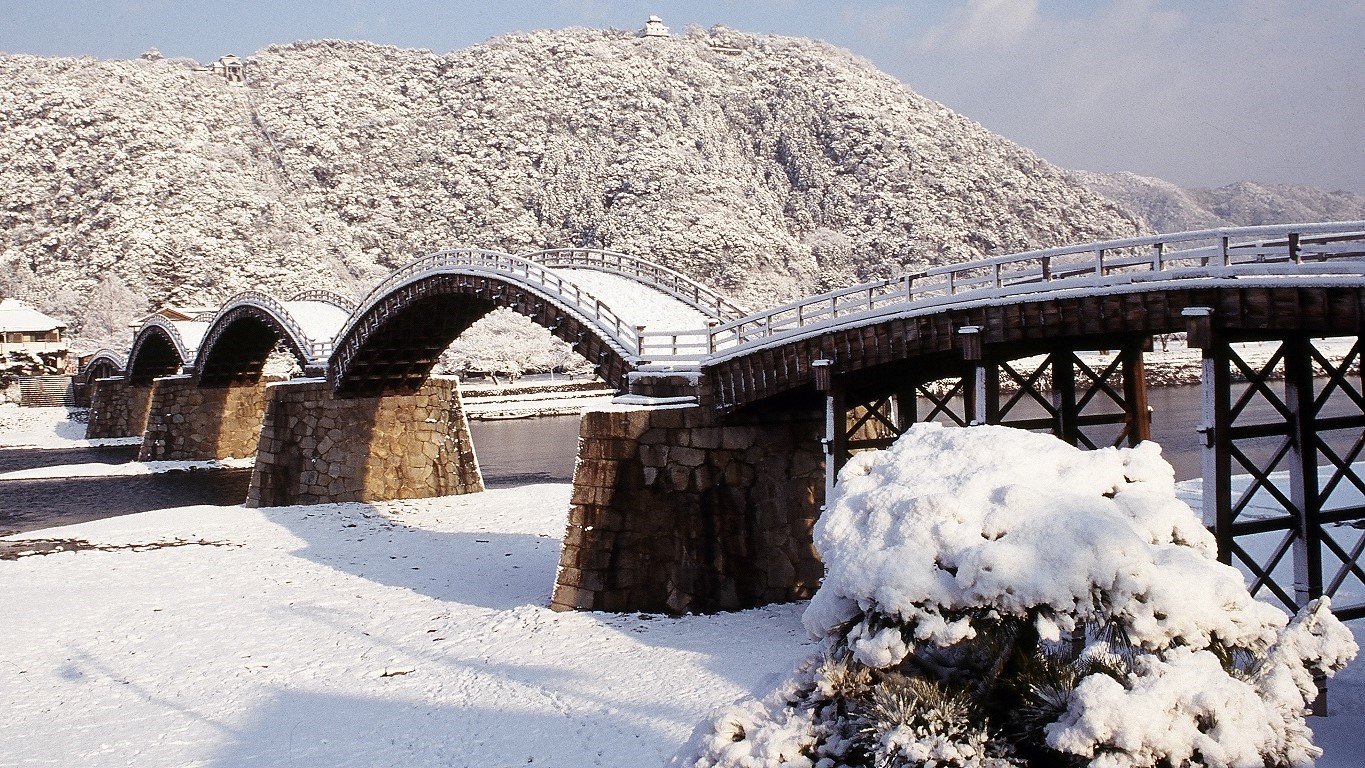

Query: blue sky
[[2, 0, 1362, 194]]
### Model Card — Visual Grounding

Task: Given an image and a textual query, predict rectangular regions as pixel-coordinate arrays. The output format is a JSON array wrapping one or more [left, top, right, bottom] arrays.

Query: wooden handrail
[[634, 222, 1365, 364]]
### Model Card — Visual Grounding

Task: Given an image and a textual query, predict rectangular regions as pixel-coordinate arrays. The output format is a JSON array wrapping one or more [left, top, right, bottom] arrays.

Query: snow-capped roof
[[0, 298, 65, 332]]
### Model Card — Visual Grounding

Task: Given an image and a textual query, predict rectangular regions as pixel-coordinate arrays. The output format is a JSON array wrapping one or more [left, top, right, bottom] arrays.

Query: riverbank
[[999, 335, 1356, 390], [460, 379, 614, 420]]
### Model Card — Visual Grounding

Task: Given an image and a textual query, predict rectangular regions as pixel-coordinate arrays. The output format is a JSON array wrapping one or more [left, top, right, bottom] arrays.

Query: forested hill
[[1, 26, 1143, 345]]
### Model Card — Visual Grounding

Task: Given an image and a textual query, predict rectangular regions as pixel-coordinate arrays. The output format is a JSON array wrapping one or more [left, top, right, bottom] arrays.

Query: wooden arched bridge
[[83, 224, 1365, 619]]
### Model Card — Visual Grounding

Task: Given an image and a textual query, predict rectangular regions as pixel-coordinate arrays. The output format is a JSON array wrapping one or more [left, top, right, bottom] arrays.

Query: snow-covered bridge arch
[[78, 349, 126, 387], [327, 248, 713, 397], [125, 315, 206, 383], [192, 291, 352, 385]]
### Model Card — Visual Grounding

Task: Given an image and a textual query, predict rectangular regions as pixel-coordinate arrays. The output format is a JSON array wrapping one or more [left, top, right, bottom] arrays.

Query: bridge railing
[[522, 248, 750, 322], [288, 289, 359, 313], [635, 221, 1365, 363], [80, 349, 128, 375], [345, 248, 641, 358]]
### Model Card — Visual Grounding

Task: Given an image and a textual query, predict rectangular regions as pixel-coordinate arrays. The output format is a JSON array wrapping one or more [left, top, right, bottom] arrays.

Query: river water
[[468, 387, 1218, 483], [0, 384, 1327, 536], [0, 463, 253, 536]]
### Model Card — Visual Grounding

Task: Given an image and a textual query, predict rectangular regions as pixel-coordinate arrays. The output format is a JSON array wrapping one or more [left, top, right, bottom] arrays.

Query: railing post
[[958, 326, 986, 425], [635, 325, 646, 357], [1183, 306, 1230, 553], [813, 358, 841, 508], [706, 320, 718, 355]]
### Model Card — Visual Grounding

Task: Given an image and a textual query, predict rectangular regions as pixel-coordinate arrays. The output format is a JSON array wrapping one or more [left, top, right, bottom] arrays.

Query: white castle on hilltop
[[642, 15, 669, 38]]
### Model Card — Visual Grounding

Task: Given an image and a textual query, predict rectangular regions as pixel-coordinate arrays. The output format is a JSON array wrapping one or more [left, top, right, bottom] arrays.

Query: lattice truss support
[[1189, 328, 1365, 621], [984, 344, 1151, 451], [821, 340, 1153, 476]]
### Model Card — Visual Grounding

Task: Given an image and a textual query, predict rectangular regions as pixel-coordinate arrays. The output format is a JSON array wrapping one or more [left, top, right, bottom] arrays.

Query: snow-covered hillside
[[0, 26, 1141, 345]]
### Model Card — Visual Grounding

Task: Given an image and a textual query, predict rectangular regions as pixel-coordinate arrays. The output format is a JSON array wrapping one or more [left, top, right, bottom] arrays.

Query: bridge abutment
[[139, 374, 283, 461], [552, 401, 825, 614], [85, 377, 155, 439], [246, 376, 483, 507]]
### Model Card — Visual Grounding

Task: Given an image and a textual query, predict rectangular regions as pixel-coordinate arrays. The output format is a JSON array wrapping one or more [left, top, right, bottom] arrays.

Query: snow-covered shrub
[[674, 424, 1357, 768]]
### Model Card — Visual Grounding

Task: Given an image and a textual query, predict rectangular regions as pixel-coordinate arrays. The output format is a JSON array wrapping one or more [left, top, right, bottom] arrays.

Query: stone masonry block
[[644, 408, 686, 429], [689, 428, 722, 450], [670, 446, 706, 468]]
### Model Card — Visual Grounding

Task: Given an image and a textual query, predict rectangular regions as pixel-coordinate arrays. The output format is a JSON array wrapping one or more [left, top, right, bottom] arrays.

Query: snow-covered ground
[[0, 406, 1360, 767], [0, 406, 137, 450]]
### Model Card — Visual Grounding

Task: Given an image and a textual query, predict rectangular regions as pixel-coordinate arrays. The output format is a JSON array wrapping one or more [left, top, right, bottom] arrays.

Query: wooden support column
[[1284, 335, 1325, 609], [1185, 307, 1233, 561], [888, 382, 917, 432], [958, 326, 987, 425], [1121, 340, 1152, 445], [983, 362, 1001, 425], [813, 359, 842, 504], [1283, 334, 1329, 716], [1051, 351, 1079, 446]]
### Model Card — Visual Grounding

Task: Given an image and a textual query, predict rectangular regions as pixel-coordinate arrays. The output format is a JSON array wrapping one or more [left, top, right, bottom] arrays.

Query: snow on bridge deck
[[549, 269, 713, 333], [278, 298, 351, 357]]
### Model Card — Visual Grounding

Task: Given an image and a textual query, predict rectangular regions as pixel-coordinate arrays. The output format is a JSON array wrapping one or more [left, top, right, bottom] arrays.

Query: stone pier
[[139, 374, 283, 461], [85, 377, 155, 439], [551, 401, 826, 614], [247, 376, 483, 507]]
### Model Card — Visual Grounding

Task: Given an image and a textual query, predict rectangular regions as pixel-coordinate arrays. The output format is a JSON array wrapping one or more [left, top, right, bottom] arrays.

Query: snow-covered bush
[[674, 424, 1357, 768]]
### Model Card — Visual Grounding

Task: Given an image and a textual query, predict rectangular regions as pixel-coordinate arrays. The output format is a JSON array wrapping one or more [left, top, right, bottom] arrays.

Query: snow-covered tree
[[71, 273, 148, 352], [674, 424, 1357, 768], [439, 307, 588, 383]]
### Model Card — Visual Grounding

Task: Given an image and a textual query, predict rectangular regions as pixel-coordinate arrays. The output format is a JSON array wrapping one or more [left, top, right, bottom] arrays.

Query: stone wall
[[552, 402, 826, 614], [247, 376, 483, 507], [85, 378, 155, 439], [139, 375, 282, 461]]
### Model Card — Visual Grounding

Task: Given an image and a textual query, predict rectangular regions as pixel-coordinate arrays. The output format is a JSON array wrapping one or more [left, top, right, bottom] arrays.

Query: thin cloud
[[920, 0, 1038, 51], [896, 0, 1365, 191]]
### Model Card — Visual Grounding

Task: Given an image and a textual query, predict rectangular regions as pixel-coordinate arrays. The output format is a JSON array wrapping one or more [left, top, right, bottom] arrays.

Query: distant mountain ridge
[[1, 26, 1142, 346], [1071, 170, 1365, 234]]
